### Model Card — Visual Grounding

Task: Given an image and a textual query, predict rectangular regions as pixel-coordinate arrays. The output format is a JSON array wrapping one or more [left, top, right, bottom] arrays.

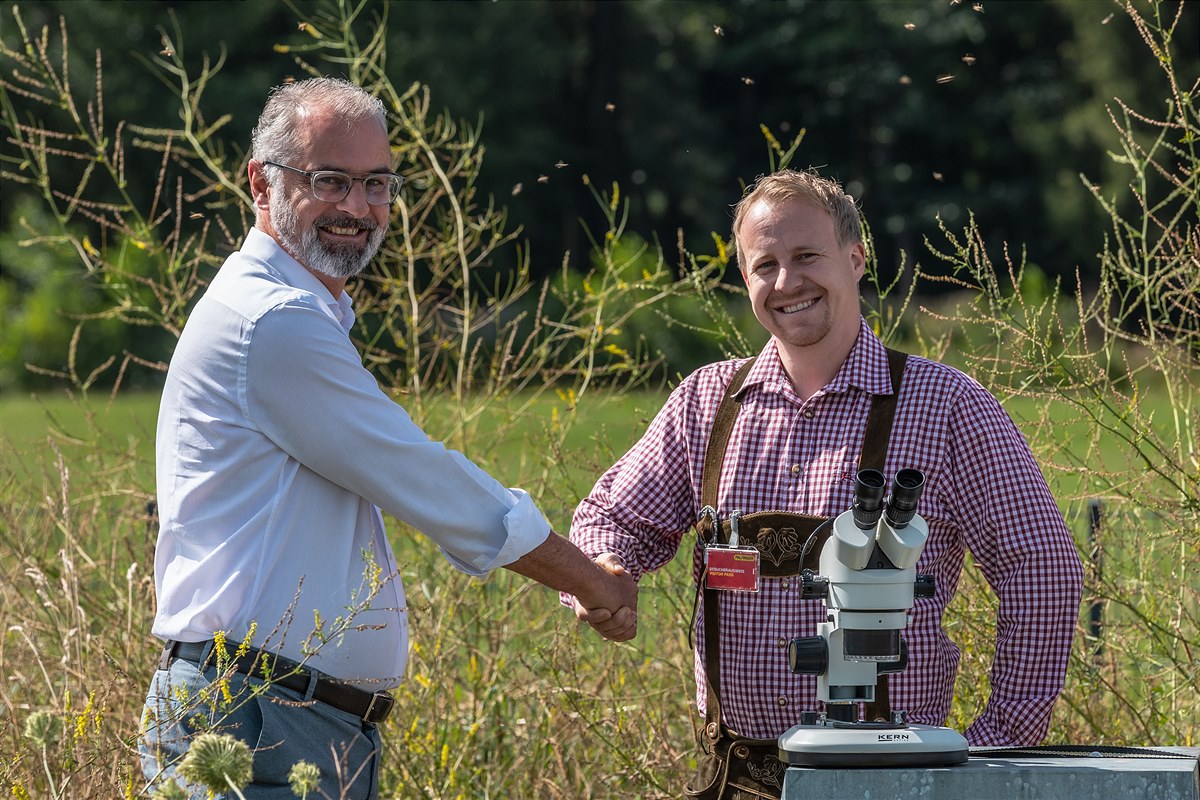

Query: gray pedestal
[[780, 747, 1199, 799]]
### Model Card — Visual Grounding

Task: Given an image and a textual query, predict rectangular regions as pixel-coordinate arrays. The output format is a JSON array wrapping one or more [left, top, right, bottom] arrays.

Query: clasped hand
[[572, 552, 638, 642]]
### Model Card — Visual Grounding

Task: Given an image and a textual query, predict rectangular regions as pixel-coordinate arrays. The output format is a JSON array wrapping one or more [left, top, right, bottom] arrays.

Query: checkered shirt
[[568, 320, 1083, 745]]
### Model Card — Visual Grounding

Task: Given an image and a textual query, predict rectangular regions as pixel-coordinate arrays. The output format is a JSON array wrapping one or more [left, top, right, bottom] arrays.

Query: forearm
[[507, 530, 616, 607]]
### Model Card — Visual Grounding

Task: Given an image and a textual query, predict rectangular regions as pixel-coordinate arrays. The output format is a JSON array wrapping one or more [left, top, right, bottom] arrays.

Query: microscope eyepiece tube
[[885, 468, 925, 528], [851, 469, 887, 529]]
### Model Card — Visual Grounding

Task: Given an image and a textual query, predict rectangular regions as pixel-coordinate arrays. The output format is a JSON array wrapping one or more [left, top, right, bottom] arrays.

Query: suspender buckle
[[699, 505, 719, 545], [728, 510, 742, 547]]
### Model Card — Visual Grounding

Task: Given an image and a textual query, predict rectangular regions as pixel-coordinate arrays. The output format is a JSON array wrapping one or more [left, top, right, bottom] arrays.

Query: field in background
[[0, 384, 1158, 521]]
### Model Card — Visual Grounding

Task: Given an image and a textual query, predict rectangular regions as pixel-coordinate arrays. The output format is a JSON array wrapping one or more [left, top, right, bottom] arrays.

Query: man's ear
[[248, 161, 271, 213], [850, 241, 866, 282]]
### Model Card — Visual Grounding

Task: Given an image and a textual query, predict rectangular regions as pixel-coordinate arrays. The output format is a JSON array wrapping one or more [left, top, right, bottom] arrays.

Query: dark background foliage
[[2, 0, 1196, 388]]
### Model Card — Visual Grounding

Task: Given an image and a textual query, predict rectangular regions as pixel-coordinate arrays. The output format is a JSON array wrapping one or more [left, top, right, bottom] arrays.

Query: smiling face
[[251, 108, 391, 294], [737, 197, 866, 384]]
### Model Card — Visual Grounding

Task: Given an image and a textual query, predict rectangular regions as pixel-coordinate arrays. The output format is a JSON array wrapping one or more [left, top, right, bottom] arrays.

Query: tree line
[[1, 0, 1195, 390]]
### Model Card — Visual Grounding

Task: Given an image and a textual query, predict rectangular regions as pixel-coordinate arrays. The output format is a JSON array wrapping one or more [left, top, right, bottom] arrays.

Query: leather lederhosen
[[684, 349, 907, 800]]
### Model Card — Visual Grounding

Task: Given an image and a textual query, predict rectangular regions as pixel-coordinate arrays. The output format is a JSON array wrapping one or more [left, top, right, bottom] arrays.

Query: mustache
[[314, 213, 378, 231]]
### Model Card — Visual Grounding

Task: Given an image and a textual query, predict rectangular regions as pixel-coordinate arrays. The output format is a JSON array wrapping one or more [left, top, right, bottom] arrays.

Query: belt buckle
[[363, 691, 394, 725]]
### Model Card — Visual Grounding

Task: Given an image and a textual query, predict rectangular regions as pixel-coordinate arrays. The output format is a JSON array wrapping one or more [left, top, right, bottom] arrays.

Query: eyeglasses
[[263, 160, 404, 205]]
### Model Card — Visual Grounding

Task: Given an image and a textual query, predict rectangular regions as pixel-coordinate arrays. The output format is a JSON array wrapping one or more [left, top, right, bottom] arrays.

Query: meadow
[[1, 380, 1192, 798]]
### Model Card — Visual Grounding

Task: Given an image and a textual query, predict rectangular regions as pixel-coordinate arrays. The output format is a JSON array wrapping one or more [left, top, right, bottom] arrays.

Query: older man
[[141, 77, 635, 800], [568, 168, 1082, 799]]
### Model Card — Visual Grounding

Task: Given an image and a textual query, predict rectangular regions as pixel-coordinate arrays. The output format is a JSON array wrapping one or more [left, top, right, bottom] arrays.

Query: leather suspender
[[696, 348, 909, 743]]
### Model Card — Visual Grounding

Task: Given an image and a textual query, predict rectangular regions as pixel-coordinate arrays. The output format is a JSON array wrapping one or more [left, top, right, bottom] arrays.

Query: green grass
[[1, 389, 161, 489], [0, 384, 1160, 528]]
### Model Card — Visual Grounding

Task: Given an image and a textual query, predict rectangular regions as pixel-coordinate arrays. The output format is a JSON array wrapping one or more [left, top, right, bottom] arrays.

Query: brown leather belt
[[161, 639, 395, 725]]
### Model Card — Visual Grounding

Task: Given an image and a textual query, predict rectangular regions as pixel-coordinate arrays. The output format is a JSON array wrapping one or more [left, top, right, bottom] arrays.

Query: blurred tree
[[2, 0, 1194, 389], [0, 196, 152, 391], [375, 0, 1191, 284]]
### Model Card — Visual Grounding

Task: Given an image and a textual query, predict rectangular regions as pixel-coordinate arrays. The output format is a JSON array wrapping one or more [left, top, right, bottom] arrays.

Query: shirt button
[[777, 696, 789, 707], [791, 464, 801, 474], [803, 409, 815, 420], [777, 638, 787, 648], [780, 579, 790, 590]]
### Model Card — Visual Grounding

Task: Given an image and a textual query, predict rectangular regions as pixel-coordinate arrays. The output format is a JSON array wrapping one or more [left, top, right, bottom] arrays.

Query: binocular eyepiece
[[850, 468, 925, 530], [886, 468, 924, 528], [851, 470, 887, 529]]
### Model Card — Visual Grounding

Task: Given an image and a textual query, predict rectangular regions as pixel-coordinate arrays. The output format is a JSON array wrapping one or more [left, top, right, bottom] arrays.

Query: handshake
[[571, 553, 638, 642]]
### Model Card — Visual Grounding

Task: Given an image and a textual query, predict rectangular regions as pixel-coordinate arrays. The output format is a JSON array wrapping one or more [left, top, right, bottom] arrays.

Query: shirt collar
[[827, 319, 893, 396], [739, 318, 894, 401], [242, 228, 356, 334]]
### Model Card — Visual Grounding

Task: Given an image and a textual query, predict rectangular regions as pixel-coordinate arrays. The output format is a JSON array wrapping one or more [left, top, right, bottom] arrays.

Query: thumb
[[595, 552, 628, 576]]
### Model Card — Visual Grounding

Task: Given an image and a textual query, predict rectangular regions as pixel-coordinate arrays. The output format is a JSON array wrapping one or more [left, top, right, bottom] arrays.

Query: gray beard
[[270, 192, 386, 280]]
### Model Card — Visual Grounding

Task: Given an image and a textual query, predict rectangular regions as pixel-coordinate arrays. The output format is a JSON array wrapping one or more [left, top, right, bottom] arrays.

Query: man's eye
[[363, 176, 388, 192], [753, 261, 776, 273], [315, 174, 349, 190]]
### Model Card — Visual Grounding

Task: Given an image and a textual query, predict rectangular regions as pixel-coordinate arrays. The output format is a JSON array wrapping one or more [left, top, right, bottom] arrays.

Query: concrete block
[[780, 747, 1199, 799]]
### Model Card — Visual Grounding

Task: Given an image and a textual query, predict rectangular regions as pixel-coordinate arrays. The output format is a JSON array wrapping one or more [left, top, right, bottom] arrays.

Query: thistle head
[[154, 779, 189, 800], [177, 732, 254, 795], [288, 760, 321, 797]]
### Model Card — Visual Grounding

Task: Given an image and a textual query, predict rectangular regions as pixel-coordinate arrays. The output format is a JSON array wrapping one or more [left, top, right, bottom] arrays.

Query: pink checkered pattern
[[569, 320, 1082, 745]]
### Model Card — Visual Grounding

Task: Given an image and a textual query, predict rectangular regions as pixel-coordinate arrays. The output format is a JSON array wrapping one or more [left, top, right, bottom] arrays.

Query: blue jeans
[[139, 644, 383, 799]]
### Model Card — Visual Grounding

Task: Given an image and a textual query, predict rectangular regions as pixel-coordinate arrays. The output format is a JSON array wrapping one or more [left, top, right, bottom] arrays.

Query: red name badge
[[705, 546, 761, 592]]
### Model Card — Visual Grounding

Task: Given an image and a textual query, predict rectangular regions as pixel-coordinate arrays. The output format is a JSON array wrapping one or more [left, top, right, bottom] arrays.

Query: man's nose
[[775, 264, 802, 292], [336, 179, 371, 216]]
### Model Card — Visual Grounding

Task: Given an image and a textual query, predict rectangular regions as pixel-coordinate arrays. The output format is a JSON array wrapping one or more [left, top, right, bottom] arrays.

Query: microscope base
[[777, 722, 968, 768]]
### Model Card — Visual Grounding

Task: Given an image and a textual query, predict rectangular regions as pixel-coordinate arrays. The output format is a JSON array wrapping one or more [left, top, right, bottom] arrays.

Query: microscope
[[777, 468, 969, 771]]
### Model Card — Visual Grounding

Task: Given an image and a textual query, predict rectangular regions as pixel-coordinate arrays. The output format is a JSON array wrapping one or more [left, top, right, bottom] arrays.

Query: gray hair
[[731, 169, 863, 268], [250, 77, 388, 168]]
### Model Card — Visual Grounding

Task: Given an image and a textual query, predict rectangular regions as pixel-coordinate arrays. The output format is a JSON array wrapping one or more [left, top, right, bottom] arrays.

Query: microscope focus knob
[[915, 574, 936, 598], [788, 636, 827, 675], [800, 570, 829, 599]]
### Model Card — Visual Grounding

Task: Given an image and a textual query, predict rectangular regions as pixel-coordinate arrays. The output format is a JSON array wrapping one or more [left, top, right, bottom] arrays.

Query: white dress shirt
[[152, 228, 551, 688]]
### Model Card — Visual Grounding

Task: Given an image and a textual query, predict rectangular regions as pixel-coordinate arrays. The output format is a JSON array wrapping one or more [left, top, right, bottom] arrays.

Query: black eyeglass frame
[[262, 160, 404, 205]]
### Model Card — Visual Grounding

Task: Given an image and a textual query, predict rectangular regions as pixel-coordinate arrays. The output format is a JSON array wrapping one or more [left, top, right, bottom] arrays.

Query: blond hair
[[731, 169, 862, 268]]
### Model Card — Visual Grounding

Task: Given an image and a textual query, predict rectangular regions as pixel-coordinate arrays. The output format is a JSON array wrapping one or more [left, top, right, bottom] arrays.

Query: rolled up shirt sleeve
[[562, 376, 708, 611], [245, 300, 551, 574]]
